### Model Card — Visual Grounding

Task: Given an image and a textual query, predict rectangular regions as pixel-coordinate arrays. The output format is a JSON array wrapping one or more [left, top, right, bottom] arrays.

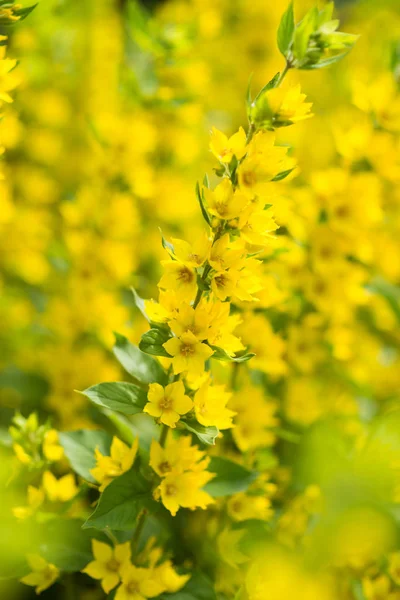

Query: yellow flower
[[238, 208, 279, 245], [205, 300, 244, 356], [163, 331, 214, 378], [158, 261, 197, 303], [115, 564, 165, 600], [43, 429, 64, 462], [209, 126, 247, 163], [42, 471, 78, 502], [171, 232, 211, 268], [90, 436, 139, 492], [217, 528, 248, 568], [144, 381, 193, 428], [157, 470, 214, 516], [227, 492, 273, 522], [255, 84, 313, 128], [169, 302, 211, 340], [13, 485, 45, 520], [13, 443, 31, 465], [20, 554, 59, 595], [194, 379, 235, 429], [154, 561, 190, 593], [208, 234, 244, 271], [0, 45, 19, 105], [237, 131, 295, 198], [145, 290, 178, 324], [150, 436, 208, 477], [362, 576, 395, 600], [204, 178, 248, 220], [82, 540, 131, 594], [230, 383, 278, 452], [211, 270, 239, 301]]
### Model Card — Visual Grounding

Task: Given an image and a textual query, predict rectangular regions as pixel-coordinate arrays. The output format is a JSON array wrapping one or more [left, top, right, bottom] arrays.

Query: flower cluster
[[4, 1, 400, 599]]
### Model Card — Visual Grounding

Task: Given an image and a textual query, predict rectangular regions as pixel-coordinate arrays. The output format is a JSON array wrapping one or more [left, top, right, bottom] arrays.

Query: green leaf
[[139, 328, 172, 358], [196, 182, 212, 227], [131, 287, 148, 321], [159, 228, 175, 255], [83, 469, 157, 531], [39, 520, 93, 572], [293, 7, 317, 61], [113, 332, 167, 385], [79, 382, 147, 415], [301, 50, 350, 70], [59, 430, 112, 483], [254, 72, 280, 103], [180, 418, 219, 446], [271, 167, 295, 182], [159, 571, 217, 600], [205, 457, 257, 497], [246, 73, 253, 108], [13, 4, 37, 20], [210, 345, 255, 363], [277, 2, 295, 58]]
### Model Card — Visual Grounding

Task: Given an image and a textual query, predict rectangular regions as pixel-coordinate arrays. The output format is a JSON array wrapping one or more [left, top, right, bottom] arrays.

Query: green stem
[[276, 61, 291, 87], [132, 510, 147, 554], [230, 362, 240, 392], [159, 423, 169, 447]]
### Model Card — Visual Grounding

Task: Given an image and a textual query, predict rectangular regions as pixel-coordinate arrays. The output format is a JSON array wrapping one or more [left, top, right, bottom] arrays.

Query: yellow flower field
[[1, 0, 400, 598]]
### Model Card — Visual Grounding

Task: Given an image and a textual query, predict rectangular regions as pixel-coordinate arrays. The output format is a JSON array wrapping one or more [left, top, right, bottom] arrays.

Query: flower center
[[180, 343, 195, 356], [107, 558, 120, 572], [127, 581, 140, 594], [165, 483, 177, 496], [159, 396, 172, 410], [241, 170, 257, 186], [178, 267, 194, 283], [158, 461, 171, 474]]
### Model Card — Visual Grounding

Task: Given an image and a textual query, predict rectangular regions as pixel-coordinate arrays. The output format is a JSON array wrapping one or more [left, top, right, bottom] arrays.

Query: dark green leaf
[[79, 382, 147, 415], [196, 182, 212, 227], [59, 430, 112, 483], [180, 419, 219, 446], [83, 469, 157, 531], [13, 4, 37, 19], [139, 329, 172, 357], [277, 2, 294, 57], [271, 167, 295, 182], [113, 332, 167, 385], [205, 456, 257, 497], [39, 520, 93, 572], [210, 345, 255, 363]]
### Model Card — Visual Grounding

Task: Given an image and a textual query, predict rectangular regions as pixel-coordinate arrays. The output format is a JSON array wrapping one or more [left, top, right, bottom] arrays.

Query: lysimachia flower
[[144, 381, 193, 427], [82, 540, 131, 593], [194, 378, 235, 429], [163, 331, 214, 378], [91, 436, 139, 491], [20, 555, 59, 594], [209, 126, 247, 163]]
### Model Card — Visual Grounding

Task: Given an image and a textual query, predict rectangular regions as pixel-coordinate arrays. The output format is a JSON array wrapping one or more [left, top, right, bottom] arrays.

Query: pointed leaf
[[180, 418, 219, 445], [59, 430, 112, 483], [205, 457, 258, 497], [83, 469, 158, 530], [113, 332, 167, 385], [139, 329, 172, 357], [79, 382, 147, 415], [277, 2, 295, 57]]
